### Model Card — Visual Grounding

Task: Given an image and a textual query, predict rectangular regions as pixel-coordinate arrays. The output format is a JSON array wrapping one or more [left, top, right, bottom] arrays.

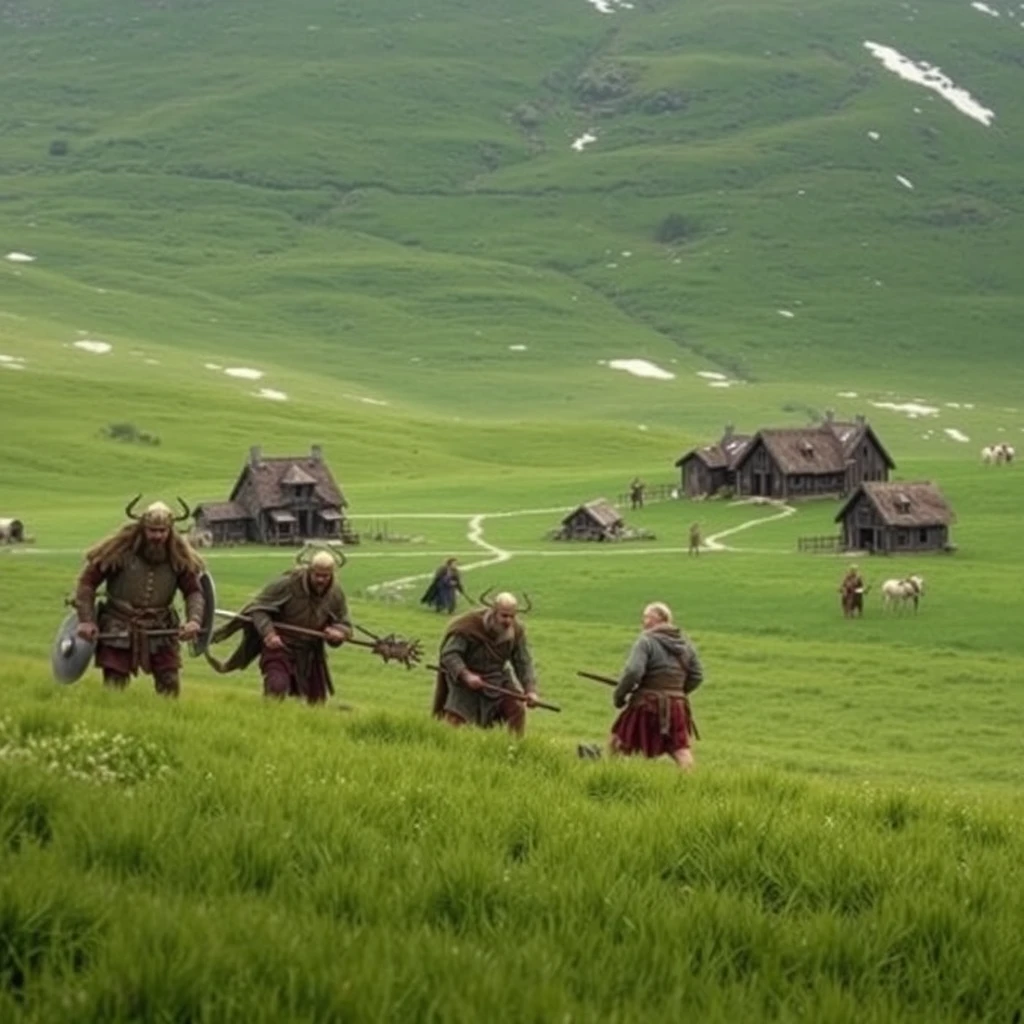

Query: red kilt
[[611, 692, 692, 758], [96, 642, 180, 678], [259, 647, 332, 705]]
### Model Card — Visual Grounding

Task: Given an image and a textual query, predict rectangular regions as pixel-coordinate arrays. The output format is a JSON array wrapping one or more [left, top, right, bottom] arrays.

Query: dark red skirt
[[96, 643, 180, 678], [611, 694, 691, 757], [259, 647, 331, 704]]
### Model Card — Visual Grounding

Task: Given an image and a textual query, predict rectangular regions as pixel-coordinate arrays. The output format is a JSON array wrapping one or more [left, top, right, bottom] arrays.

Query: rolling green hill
[[2, 1, 1023, 1019]]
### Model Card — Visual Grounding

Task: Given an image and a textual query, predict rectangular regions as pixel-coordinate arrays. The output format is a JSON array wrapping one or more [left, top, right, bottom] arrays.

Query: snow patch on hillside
[[73, 340, 112, 355], [608, 359, 675, 380], [864, 42, 995, 126]]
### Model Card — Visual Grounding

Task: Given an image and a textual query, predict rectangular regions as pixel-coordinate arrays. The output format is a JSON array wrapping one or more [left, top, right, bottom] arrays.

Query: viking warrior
[[610, 602, 703, 770], [73, 497, 205, 697], [629, 477, 646, 511], [433, 591, 542, 736], [688, 522, 702, 557], [420, 557, 466, 615], [210, 548, 351, 704], [839, 564, 866, 618]]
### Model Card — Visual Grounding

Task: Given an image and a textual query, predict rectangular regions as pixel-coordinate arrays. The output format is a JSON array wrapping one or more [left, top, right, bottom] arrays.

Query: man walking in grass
[[433, 591, 543, 736], [420, 556, 466, 615], [209, 547, 351, 704], [609, 602, 703, 770], [73, 497, 205, 697], [688, 522, 702, 556]]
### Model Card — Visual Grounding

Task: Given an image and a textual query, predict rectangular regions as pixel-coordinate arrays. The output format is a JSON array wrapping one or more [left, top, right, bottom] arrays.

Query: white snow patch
[[224, 367, 263, 380], [871, 400, 940, 417], [144, 359, 160, 366], [709, 380, 739, 389], [621, 251, 632, 258], [945, 402, 961, 408], [204, 362, 222, 371], [0, 354, 26, 364], [945, 428, 970, 442], [863, 42, 995, 127], [868, 130, 881, 141], [638, 424, 648, 432], [971, 2, 1000, 15], [343, 393, 389, 407], [5, 252, 35, 263], [509, 344, 528, 351], [255, 388, 288, 402], [73, 340, 112, 355], [964, 403, 975, 409], [585, 0, 634, 11], [698, 371, 728, 381], [571, 132, 597, 152], [778, 309, 795, 318], [837, 391, 859, 398], [896, 175, 915, 190], [608, 359, 676, 381]]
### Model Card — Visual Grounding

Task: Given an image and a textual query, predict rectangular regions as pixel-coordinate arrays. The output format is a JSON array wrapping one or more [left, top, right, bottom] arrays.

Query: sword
[[427, 664, 561, 713]]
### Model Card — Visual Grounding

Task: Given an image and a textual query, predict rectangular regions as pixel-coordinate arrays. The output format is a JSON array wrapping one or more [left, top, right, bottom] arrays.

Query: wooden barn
[[557, 499, 625, 541], [677, 413, 894, 501], [835, 481, 955, 554], [194, 445, 351, 546]]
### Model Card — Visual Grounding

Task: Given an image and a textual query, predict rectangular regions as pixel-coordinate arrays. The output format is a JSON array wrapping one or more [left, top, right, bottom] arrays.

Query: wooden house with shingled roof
[[557, 499, 625, 541], [835, 481, 955, 554], [676, 412, 894, 501], [194, 445, 350, 546]]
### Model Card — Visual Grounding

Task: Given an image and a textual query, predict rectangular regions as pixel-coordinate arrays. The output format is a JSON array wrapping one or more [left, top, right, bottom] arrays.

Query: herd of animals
[[980, 442, 1015, 465]]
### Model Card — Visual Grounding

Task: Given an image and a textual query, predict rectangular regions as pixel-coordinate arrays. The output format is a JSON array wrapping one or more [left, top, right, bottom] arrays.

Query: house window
[[897, 530, 908, 546], [918, 528, 928, 544]]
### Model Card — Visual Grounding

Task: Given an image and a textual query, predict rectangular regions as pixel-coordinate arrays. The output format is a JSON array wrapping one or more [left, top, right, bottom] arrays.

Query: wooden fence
[[615, 483, 678, 508], [797, 534, 843, 554]]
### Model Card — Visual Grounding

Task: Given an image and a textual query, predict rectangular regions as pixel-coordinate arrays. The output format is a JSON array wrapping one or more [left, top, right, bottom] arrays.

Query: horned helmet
[[125, 494, 191, 527]]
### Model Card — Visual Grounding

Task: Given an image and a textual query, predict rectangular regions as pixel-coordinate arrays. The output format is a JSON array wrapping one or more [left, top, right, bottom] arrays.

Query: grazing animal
[[881, 575, 924, 613], [1000, 443, 1015, 464], [981, 446, 996, 465]]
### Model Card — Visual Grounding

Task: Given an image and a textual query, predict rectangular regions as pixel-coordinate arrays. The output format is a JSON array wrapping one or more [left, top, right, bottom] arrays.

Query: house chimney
[[311, 444, 323, 463], [855, 413, 865, 427], [824, 409, 834, 423], [724, 423, 734, 439], [249, 445, 262, 467]]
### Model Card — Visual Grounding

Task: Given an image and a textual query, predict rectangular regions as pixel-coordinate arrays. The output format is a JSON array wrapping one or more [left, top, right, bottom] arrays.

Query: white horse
[[981, 445, 1001, 465], [881, 574, 925, 613], [1000, 443, 1015, 464]]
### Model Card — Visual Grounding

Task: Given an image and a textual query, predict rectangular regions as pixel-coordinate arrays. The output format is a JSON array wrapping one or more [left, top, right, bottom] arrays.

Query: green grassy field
[[2, 0, 1023, 1019]]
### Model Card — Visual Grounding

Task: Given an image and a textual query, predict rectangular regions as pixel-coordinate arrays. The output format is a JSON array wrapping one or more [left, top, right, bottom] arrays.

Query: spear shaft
[[427, 664, 561, 713]]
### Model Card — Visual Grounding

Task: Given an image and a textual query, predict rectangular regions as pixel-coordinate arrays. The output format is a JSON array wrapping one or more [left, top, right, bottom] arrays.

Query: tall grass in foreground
[[1, 691, 1022, 1023]]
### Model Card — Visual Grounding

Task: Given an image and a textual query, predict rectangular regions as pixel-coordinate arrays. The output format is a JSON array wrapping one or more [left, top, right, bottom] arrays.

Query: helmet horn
[[174, 497, 192, 524], [125, 494, 143, 521], [478, 588, 494, 608], [520, 592, 533, 614]]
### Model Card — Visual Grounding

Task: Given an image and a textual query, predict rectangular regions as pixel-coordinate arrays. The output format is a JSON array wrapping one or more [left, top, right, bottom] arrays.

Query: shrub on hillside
[[639, 90, 687, 115], [574, 64, 632, 103], [654, 213, 699, 244], [102, 422, 161, 446], [49, 138, 69, 157]]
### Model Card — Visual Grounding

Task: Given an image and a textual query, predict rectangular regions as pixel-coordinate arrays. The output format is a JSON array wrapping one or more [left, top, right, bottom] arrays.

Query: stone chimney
[[724, 423, 734, 439], [311, 444, 323, 463], [824, 408, 835, 423], [249, 445, 263, 467], [855, 413, 865, 427]]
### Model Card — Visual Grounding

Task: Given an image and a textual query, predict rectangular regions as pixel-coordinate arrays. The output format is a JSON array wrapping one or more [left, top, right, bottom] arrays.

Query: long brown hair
[[84, 522, 205, 576]]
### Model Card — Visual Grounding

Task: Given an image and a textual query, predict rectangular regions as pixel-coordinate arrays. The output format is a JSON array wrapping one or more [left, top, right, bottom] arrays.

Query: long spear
[[212, 609, 423, 668], [427, 663, 561, 713]]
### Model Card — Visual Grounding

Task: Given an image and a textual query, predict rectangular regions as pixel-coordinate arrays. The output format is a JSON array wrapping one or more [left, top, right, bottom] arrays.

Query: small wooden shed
[[558, 499, 625, 541], [835, 481, 955, 554]]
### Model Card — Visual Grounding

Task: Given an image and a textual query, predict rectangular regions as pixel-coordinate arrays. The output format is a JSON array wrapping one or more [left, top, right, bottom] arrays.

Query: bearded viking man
[[610, 602, 704, 770], [210, 548, 351, 704], [73, 497, 205, 697], [433, 591, 542, 736]]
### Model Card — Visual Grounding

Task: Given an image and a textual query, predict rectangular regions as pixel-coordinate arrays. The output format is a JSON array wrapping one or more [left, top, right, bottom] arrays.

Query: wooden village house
[[835, 481, 955, 555], [557, 499, 625, 541], [675, 412, 894, 501], [194, 445, 350, 546]]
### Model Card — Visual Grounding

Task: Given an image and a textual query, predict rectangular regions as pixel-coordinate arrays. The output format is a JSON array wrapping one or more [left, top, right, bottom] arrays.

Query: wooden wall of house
[[840, 495, 883, 550], [847, 435, 891, 488], [735, 443, 784, 498], [881, 524, 949, 553], [682, 460, 729, 497], [235, 474, 259, 519], [785, 472, 846, 498]]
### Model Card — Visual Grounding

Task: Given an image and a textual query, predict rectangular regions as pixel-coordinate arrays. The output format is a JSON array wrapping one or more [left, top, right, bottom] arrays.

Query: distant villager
[[432, 590, 542, 736], [72, 497, 205, 697], [839, 564, 867, 618], [609, 602, 703, 770], [420, 557, 466, 614], [210, 547, 351, 704], [629, 477, 646, 510], [688, 522, 702, 556]]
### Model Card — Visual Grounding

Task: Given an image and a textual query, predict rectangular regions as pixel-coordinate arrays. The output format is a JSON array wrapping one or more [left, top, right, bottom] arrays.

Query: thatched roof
[[230, 449, 346, 511], [825, 420, 896, 467], [562, 499, 623, 530], [195, 501, 247, 523], [836, 482, 954, 527], [675, 432, 752, 470], [741, 428, 847, 475]]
